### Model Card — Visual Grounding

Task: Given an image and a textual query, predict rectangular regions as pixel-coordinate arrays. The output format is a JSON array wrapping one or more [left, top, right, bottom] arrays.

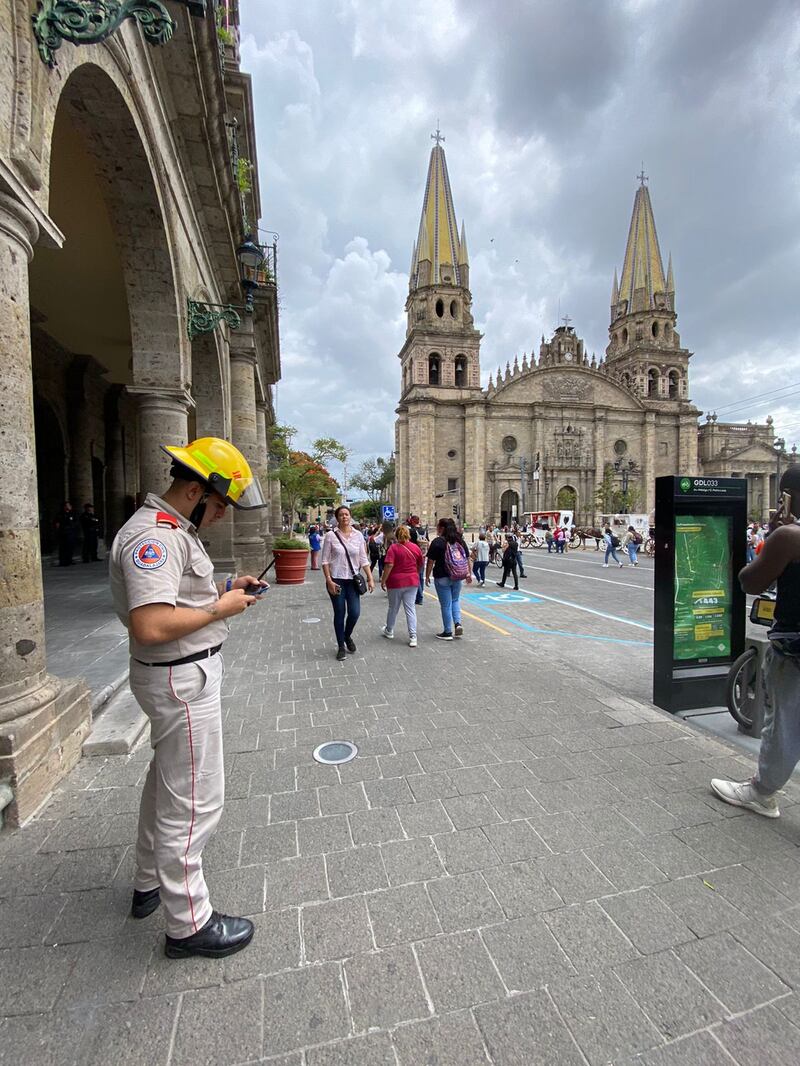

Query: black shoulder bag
[[334, 531, 368, 595]]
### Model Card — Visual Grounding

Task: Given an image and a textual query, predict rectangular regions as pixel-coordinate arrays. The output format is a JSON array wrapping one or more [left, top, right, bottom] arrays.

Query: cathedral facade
[[394, 141, 788, 528]]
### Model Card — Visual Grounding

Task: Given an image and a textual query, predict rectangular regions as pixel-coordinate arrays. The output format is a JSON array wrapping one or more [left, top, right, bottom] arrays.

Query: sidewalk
[[2, 576, 800, 1064]]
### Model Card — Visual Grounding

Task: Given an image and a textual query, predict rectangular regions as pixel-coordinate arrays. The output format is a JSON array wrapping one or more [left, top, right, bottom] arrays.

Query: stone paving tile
[[297, 815, 352, 856], [363, 776, 415, 808], [56, 932, 156, 1010], [0, 892, 67, 948], [433, 828, 501, 874], [206, 863, 266, 915], [306, 1032, 396, 1066], [264, 855, 328, 909], [441, 793, 503, 829], [427, 870, 504, 932], [617, 1031, 732, 1066], [615, 950, 726, 1040], [303, 895, 374, 961], [583, 841, 668, 891], [482, 819, 549, 862], [380, 837, 445, 884], [714, 1003, 800, 1066], [536, 850, 615, 904], [482, 860, 563, 918], [318, 782, 369, 816], [396, 799, 453, 838], [549, 971, 664, 1065], [731, 915, 800, 988], [481, 914, 576, 992], [675, 930, 789, 1013], [172, 977, 263, 1066], [543, 900, 640, 973], [391, 1009, 490, 1066], [325, 845, 388, 898], [702, 861, 794, 916], [653, 874, 746, 938], [415, 930, 505, 1011], [344, 945, 429, 1030], [224, 908, 301, 980], [599, 887, 696, 954], [240, 822, 297, 866], [474, 988, 585, 1066], [366, 882, 442, 946], [262, 963, 349, 1058], [348, 807, 405, 845], [406, 771, 458, 802]]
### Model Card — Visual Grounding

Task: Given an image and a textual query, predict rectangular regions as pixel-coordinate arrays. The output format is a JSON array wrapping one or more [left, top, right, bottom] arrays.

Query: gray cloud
[[242, 0, 800, 464]]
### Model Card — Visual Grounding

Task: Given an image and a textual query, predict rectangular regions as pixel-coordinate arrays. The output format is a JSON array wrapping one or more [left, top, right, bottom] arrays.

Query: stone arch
[[647, 367, 660, 397], [454, 354, 467, 387], [429, 352, 441, 385], [500, 489, 519, 527], [33, 395, 68, 554], [556, 485, 577, 513], [667, 368, 681, 399]]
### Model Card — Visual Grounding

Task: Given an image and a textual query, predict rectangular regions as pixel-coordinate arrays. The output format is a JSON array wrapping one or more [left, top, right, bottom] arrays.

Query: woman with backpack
[[425, 517, 472, 640], [380, 524, 424, 647], [602, 526, 624, 568], [623, 525, 641, 567]]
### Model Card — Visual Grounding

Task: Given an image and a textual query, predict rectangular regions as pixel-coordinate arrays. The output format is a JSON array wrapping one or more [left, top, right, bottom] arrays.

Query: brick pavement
[[2, 577, 800, 1064]]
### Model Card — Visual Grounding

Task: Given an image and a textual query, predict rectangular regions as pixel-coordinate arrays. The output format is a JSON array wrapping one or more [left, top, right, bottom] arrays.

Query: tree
[[270, 426, 346, 523], [593, 464, 642, 517], [349, 500, 379, 524], [350, 456, 395, 507]]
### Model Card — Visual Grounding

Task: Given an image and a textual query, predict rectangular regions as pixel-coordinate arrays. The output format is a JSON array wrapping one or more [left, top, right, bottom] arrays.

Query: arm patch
[[132, 538, 169, 570]]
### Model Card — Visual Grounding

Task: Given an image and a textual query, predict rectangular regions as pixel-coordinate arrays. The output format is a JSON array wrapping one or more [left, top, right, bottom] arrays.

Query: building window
[[450, 300, 458, 318], [435, 298, 444, 318], [659, 441, 669, 456], [454, 355, 467, 387], [447, 477, 458, 492], [621, 327, 628, 345], [428, 353, 440, 385], [652, 321, 660, 339], [502, 435, 518, 453], [613, 438, 627, 456], [648, 369, 659, 397], [668, 370, 680, 399], [447, 449, 457, 459]]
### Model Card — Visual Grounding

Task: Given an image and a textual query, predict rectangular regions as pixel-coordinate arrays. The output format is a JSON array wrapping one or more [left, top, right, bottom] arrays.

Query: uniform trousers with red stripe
[[129, 654, 225, 938]]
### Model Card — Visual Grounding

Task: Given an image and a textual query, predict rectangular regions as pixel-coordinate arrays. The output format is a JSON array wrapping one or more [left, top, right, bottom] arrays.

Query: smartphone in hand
[[244, 583, 269, 596]]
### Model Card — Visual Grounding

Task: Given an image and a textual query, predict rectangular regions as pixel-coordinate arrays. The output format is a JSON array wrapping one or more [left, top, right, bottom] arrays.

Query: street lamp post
[[774, 438, 786, 509]]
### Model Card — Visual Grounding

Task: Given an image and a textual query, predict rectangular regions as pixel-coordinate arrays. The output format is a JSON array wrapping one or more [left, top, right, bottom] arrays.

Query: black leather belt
[[135, 644, 222, 668]]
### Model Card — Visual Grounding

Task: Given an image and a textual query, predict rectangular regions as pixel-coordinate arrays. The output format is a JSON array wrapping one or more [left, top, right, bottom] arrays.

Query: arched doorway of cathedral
[[27, 62, 183, 673], [556, 485, 578, 516], [500, 489, 520, 527]]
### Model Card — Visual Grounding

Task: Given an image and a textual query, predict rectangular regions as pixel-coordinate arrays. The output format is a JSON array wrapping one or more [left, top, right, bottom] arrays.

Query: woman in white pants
[[380, 524, 424, 647]]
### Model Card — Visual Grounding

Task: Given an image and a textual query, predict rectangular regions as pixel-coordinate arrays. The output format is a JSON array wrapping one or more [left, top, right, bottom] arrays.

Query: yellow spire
[[410, 134, 464, 289], [618, 175, 668, 313]]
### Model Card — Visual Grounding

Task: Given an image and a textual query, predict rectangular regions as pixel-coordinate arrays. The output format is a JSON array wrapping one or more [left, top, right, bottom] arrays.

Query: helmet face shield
[[225, 473, 268, 510]]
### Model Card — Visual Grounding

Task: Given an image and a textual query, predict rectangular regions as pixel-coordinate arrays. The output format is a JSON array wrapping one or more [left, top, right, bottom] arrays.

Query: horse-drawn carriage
[[520, 511, 576, 548]]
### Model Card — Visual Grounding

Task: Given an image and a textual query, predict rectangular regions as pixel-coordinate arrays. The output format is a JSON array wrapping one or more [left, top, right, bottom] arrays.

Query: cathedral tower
[[606, 175, 690, 403], [395, 132, 483, 525]]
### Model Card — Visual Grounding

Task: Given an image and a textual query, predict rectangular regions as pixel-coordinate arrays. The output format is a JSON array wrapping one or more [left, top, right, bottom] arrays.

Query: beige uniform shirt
[[109, 493, 229, 664]]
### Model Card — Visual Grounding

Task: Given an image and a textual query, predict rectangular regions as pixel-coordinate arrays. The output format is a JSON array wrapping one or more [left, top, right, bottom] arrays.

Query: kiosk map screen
[[673, 514, 732, 661]]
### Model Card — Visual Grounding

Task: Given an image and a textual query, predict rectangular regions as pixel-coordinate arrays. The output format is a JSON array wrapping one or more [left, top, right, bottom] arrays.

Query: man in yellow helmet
[[109, 437, 268, 959]]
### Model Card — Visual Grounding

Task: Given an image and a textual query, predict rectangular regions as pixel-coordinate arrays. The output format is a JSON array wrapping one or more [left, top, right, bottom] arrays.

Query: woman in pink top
[[380, 524, 424, 647]]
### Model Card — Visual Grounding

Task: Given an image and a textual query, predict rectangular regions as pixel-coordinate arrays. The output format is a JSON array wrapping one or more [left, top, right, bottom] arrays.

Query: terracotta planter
[[273, 548, 310, 585]]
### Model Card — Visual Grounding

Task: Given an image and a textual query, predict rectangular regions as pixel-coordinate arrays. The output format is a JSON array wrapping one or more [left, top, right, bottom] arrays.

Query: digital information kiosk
[[653, 476, 747, 713]]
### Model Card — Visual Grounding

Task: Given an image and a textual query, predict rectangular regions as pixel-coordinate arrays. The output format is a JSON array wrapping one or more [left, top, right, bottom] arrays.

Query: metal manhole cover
[[313, 741, 358, 765], [301, 617, 321, 624]]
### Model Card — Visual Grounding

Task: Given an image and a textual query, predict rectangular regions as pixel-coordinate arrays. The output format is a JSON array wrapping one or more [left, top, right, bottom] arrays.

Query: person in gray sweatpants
[[711, 465, 800, 818]]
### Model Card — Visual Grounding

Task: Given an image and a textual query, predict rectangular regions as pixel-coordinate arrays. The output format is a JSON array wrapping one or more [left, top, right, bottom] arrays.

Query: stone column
[[255, 400, 273, 554], [592, 408, 606, 522], [229, 326, 264, 572], [761, 473, 770, 521], [105, 387, 126, 543], [463, 402, 486, 527], [128, 386, 192, 500], [0, 194, 90, 826], [642, 411, 657, 514]]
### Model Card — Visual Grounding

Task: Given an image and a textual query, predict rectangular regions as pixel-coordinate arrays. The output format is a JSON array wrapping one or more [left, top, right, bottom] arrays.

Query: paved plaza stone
[[2, 577, 800, 1064]]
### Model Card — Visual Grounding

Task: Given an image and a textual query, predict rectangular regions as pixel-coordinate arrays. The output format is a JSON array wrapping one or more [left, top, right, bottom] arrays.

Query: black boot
[[336, 644, 347, 661], [164, 911, 254, 959], [131, 887, 161, 919], [345, 637, 356, 653]]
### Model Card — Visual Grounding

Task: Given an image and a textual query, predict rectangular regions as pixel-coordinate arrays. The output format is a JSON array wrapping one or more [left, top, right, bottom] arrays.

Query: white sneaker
[[710, 778, 780, 818], [381, 627, 394, 640], [618, 563, 624, 568], [408, 636, 417, 647], [602, 563, 609, 568]]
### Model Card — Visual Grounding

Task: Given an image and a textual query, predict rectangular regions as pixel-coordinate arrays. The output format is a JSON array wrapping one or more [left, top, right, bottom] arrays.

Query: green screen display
[[673, 514, 733, 661]]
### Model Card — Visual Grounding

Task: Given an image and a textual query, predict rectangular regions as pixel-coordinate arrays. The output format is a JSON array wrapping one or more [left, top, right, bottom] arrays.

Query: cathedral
[[394, 138, 789, 528]]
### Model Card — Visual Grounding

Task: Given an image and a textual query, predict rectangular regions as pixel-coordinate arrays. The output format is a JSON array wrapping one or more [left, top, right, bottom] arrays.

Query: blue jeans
[[434, 576, 463, 633], [416, 568, 424, 605], [605, 545, 622, 565], [516, 551, 526, 574], [328, 578, 361, 646], [746, 545, 755, 564], [473, 560, 488, 584], [627, 543, 638, 565]]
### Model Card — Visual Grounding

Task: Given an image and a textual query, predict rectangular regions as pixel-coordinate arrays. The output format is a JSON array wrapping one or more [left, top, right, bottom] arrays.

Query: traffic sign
[[381, 505, 396, 521]]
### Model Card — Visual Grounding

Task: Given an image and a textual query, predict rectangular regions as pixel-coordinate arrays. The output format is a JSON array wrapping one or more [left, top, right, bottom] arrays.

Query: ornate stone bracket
[[187, 298, 241, 340], [31, 0, 205, 67]]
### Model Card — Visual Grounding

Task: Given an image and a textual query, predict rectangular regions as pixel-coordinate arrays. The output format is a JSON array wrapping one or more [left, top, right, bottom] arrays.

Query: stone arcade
[[394, 139, 790, 529], [0, 1, 281, 824]]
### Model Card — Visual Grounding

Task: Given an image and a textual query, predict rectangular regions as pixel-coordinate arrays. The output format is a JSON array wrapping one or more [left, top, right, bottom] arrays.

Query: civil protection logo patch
[[132, 538, 168, 570]]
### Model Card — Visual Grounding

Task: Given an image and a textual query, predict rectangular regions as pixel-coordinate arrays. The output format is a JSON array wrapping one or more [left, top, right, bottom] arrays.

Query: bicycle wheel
[[644, 538, 655, 556], [491, 555, 503, 569], [726, 647, 758, 730]]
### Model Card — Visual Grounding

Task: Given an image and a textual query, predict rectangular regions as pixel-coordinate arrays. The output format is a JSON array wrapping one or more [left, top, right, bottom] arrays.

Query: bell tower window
[[454, 355, 467, 387], [450, 300, 458, 318], [435, 299, 444, 318], [647, 369, 659, 397], [668, 370, 680, 399], [428, 353, 441, 385]]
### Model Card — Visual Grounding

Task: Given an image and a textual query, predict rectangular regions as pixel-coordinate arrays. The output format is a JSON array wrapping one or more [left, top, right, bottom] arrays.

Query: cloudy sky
[[240, 0, 800, 474]]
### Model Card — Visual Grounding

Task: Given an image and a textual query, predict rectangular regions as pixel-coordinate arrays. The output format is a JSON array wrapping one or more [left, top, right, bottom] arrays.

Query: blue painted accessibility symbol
[[466, 591, 541, 605]]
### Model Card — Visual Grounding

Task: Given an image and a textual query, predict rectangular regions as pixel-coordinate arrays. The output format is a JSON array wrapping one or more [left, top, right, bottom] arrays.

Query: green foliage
[[593, 464, 642, 516], [269, 426, 348, 523], [273, 536, 308, 551], [349, 500, 379, 523], [312, 437, 350, 466], [350, 456, 395, 506], [217, 26, 235, 45], [236, 157, 252, 194]]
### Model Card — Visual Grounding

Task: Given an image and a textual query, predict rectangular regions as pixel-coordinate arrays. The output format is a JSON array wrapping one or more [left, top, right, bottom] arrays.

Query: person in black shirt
[[425, 517, 472, 639], [496, 534, 520, 591], [711, 465, 800, 818], [55, 501, 78, 566], [80, 502, 102, 562]]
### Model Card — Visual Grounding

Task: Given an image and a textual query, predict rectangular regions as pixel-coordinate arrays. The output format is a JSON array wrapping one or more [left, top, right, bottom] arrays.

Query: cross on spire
[[637, 164, 648, 186], [431, 122, 445, 146], [561, 313, 572, 327]]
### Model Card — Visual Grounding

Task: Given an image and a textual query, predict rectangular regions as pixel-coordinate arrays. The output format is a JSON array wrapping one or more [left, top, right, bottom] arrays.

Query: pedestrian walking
[[516, 534, 527, 576], [308, 524, 322, 570], [623, 524, 641, 566], [545, 528, 554, 553], [602, 526, 624, 568], [554, 526, 566, 555], [55, 500, 78, 566], [496, 533, 520, 590], [380, 524, 423, 647], [711, 467, 800, 818], [109, 436, 269, 959], [408, 515, 425, 605], [321, 505, 374, 661], [80, 502, 101, 562], [425, 517, 472, 639], [472, 532, 489, 586]]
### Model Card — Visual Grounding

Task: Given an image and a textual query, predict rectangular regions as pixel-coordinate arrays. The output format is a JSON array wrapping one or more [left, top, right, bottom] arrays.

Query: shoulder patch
[[132, 538, 169, 570], [155, 511, 180, 529]]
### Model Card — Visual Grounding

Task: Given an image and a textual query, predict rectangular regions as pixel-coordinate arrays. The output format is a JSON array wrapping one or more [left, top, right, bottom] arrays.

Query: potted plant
[[272, 536, 310, 585]]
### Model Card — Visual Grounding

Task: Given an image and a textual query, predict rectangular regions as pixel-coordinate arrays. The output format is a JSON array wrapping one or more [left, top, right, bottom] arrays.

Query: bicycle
[[725, 593, 775, 730]]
